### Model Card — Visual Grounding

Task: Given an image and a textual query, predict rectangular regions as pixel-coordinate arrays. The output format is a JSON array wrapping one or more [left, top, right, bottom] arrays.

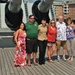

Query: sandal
[[33, 62, 38, 66], [67, 57, 71, 61], [70, 57, 74, 61], [49, 59, 54, 62]]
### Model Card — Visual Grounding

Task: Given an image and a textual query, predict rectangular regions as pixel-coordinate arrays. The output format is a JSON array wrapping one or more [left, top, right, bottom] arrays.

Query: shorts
[[26, 38, 38, 54], [56, 40, 67, 49], [47, 42, 56, 46]]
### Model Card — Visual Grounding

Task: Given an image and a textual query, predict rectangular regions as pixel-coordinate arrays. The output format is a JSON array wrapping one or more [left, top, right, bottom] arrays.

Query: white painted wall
[[21, 0, 27, 23], [1, 3, 8, 28], [0, 1, 27, 28], [49, 9, 53, 20], [27, 3, 33, 15]]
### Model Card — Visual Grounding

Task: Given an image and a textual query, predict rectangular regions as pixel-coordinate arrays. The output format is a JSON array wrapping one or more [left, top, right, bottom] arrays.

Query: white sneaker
[[57, 56, 60, 60], [62, 56, 66, 61]]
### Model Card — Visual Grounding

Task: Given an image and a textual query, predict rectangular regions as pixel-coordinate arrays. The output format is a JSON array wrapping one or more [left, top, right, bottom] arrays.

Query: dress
[[14, 31, 26, 66]]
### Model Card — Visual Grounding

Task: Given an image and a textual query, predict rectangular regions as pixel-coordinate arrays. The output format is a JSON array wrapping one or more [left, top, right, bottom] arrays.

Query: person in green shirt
[[25, 15, 38, 66]]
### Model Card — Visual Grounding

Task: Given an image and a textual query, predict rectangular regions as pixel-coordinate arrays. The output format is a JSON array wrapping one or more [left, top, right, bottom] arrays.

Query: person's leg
[[62, 41, 67, 60], [42, 40, 47, 64], [56, 40, 61, 60], [33, 39, 38, 64], [33, 52, 37, 64], [27, 54, 31, 66], [26, 39, 33, 66], [47, 45, 54, 62], [67, 40, 71, 60], [70, 39, 75, 61], [50, 44, 56, 57], [47, 46, 50, 60], [38, 40, 43, 64]]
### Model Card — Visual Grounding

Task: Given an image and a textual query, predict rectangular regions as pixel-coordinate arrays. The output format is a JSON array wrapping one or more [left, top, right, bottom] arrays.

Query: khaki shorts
[[56, 40, 67, 49]]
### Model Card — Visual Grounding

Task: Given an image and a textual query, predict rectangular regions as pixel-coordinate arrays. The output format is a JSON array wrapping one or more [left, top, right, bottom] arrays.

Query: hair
[[29, 14, 35, 18], [49, 20, 56, 27], [42, 18, 46, 21], [58, 15, 64, 19], [72, 20, 75, 25], [20, 22, 26, 30], [66, 17, 71, 22], [66, 17, 72, 25]]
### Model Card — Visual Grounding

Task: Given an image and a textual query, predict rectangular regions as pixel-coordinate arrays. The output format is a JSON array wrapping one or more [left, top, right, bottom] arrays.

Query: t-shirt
[[25, 21, 38, 39], [47, 26, 57, 42]]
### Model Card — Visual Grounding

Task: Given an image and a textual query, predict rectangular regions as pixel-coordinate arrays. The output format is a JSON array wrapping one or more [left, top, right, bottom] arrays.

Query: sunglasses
[[30, 18, 35, 20]]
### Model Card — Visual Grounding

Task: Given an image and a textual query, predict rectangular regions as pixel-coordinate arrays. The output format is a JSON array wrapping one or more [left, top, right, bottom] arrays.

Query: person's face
[[41, 20, 46, 26], [29, 16, 35, 23], [67, 19, 71, 25], [58, 16, 64, 23], [50, 21, 55, 27], [72, 22, 75, 28], [20, 23, 24, 30]]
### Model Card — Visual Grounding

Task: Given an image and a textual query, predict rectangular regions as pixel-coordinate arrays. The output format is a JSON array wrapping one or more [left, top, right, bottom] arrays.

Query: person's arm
[[14, 30, 19, 46], [46, 23, 49, 26], [38, 25, 40, 31], [46, 25, 49, 35]]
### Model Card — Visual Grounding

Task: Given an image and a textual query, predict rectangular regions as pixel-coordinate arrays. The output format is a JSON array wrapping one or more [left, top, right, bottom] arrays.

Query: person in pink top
[[14, 22, 27, 67], [47, 20, 57, 62]]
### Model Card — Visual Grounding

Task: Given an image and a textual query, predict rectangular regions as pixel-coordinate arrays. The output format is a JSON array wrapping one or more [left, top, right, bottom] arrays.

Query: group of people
[[13, 14, 75, 67]]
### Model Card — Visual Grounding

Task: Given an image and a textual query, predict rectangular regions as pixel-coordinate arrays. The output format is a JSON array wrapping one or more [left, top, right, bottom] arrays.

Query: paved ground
[[0, 48, 75, 75]]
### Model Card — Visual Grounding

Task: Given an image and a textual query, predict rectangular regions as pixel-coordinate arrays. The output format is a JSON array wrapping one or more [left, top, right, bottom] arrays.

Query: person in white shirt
[[56, 16, 67, 60]]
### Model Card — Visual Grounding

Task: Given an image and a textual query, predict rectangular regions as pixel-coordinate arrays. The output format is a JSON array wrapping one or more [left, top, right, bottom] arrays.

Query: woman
[[66, 18, 75, 61], [47, 20, 57, 62], [14, 22, 27, 66], [38, 18, 47, 65], [72, 20, 75, 35]]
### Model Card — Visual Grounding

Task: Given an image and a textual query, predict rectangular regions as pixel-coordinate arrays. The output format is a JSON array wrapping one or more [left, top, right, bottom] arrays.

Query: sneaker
[[62, 56, 66, 61], [57, 56, 60, 60]]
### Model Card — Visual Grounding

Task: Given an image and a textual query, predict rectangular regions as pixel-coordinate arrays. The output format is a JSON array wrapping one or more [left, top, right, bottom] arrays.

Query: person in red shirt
[[47, 20, 57, 62]]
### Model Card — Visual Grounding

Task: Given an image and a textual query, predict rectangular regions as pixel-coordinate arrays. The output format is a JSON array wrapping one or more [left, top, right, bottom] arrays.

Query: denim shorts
[[47, 42, 56, 46]]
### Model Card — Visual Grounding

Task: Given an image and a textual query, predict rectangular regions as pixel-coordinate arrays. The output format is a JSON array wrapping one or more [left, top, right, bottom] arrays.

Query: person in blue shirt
[[66, 17, 75, 61]]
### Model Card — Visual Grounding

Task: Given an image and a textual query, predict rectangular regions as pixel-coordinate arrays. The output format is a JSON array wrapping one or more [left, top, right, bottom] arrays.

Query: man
[[56, 16, 67, 60], [25, 15, 38, 66]]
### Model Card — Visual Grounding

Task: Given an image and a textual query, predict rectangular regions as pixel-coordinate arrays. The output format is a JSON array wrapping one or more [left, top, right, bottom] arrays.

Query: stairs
[[0, 28, 15, 48]]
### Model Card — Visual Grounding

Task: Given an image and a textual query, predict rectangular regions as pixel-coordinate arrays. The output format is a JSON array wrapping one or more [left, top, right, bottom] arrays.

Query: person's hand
[[17, 43, 20, 50], [46, 23, 49, 26]]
